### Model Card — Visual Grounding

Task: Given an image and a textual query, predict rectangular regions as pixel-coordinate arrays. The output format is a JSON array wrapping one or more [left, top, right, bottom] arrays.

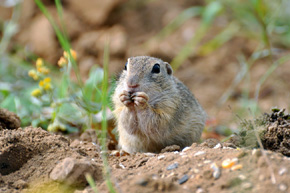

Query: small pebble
[[178, 174, 189, 184], [213, 143, 222, 149], [279, 167, 288, 176], [223, 146, 234, 149], [119, 163, 125, 169], [238, 174, 246, 180], [173, 151, 179, 154], [135, 176, 150, 186], [167, 172, 176, 177], [213, 170, 221, 179], [194, 151, 205, 156], [196, 188, 205, 193], [258, 175, 265, 181], [211, 163, 221, 179], [167, 163, 179, 170], [252, 149, 262, 157], [144, 152, 155, 157], [232, 157, 238, 162], [222, 159, 236, 169], [278, 183, 287, 191], [241, 182, 252, 189], [231, 164, 243, 171], [203, 160, 212, 164], [158, 155, 165, 160], [182, 147, 191, 152], [179, 152, 186, 156], [197, 163, 203, 167], [193, 168, 200, 173]]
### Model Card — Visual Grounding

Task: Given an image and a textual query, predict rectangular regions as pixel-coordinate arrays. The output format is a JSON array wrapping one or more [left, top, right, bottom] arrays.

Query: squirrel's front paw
[[131, 92, 149, 108], [119, 90, 134, 107]]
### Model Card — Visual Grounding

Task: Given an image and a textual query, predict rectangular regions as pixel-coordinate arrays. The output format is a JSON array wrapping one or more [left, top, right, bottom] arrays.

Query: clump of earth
[[1, 108, 290, 193], [233, 108, 290, 157], [262, 108, 290, 156]]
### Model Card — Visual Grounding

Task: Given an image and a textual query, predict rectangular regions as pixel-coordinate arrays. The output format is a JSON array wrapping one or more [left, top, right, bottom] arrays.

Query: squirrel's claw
[[132, 92, 149, 108], [119, 90, 134, 107]]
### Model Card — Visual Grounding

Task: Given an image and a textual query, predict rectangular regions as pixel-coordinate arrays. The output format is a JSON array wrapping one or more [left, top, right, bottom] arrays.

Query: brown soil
[[0, 109, 21, 130], [262, 109, 290, 156], [1, 110, 290, 193]]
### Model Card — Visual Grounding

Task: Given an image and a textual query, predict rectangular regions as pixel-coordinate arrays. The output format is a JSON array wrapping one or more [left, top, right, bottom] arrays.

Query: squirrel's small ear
[[165, 62, 173, 75]]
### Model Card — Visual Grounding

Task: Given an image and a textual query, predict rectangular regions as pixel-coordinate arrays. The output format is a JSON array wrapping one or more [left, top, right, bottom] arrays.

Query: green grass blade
[[85, 174, 99, 193], [55, 0, 64, 19], [35, 0, 83, 87], [255, 54, 290, 101], [155, 6, 203, 39], [171, 1, 223, 70], [198, 22, 240, 56], [101, 42, 117, 193]]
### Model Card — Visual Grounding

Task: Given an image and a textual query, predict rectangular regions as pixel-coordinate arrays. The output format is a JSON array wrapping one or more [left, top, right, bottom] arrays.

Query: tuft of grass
[[171, 1, 223, 70], [100, 42, 117, 193], [85, 174, 99, 193], [237, 114, 268, 148]]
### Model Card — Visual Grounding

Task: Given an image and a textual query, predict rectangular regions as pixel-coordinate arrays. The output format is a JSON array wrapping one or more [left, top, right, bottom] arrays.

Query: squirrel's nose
[[127, 83, 139, 88], [127, 76, 139, 88]]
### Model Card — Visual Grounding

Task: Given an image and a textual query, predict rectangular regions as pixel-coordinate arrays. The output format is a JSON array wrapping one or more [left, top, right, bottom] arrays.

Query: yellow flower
[[33, 75, 39, 80], [64, 49, 77, 60], [39, 78, 52, 90], [47, 124, 55, 132], [42, 67, 50, 75], [28, 70, 37, 77], [36, 58, 44, 68], [37, 67, 50, 74], [37, 67, 41, 73], [31, 89, 42, 97], [43, 77, 51, 83], [28, 70, 39, 80], [44, 83, 52, 90], [57, 56, 67, 67], [39, 80, 44, 87], [47, 121, 66, 132]]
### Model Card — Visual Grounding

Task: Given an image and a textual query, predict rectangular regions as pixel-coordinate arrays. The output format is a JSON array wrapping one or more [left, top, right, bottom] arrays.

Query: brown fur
[[112, 56, 207, 153]]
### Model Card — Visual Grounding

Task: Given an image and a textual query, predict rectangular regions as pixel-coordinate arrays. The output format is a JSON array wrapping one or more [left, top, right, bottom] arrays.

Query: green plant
[[34, 1, 117, 192], [0, 2, 41, 126]]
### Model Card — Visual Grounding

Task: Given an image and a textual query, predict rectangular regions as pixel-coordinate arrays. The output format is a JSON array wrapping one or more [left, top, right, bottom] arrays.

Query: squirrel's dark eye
[[151, 63, 160, 74], [124, 62, 127, 71]]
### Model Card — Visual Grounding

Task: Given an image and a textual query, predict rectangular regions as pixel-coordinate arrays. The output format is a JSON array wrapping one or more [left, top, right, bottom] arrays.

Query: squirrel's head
[[120, 56, 173, 93]]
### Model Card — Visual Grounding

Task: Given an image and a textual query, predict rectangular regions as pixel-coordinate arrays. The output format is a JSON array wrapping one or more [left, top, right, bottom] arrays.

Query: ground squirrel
[[112, 56, 207, 153]]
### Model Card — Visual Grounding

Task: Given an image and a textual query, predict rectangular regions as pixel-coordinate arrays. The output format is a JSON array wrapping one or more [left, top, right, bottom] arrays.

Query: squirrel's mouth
[[127, 88, 139, 94]]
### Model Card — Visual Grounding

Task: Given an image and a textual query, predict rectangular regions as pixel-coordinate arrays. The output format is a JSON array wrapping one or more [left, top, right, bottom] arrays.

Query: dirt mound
[[263, 109, 290, 156], [0, 127, 103, 193], [0, 108, 21, 130]]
